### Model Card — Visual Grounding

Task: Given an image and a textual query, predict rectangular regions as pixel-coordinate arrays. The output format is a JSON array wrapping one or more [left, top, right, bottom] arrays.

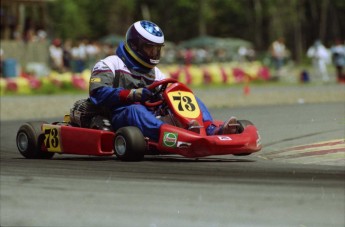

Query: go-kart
[[16, 78, 261, 161]]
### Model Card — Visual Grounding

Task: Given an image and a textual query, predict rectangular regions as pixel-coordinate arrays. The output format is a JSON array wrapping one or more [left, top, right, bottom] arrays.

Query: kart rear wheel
[[114, 126, 145, 161], [16, 121, 55, 159]]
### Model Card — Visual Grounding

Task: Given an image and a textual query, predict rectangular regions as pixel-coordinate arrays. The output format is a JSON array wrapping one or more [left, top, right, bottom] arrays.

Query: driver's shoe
[[218, 116, 239, 134]]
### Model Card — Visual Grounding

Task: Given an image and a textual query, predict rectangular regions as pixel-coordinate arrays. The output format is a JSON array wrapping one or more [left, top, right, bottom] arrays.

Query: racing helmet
[[124, 20, 164, 70]]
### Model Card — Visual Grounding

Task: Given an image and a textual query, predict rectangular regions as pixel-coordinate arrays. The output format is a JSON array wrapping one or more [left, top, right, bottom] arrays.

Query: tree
[[46, 0, 345, 62], [47, 0, 90, 40]]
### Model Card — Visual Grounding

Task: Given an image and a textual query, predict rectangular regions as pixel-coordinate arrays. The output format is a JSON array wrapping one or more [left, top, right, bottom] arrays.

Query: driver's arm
[[89, 61, 152, 107], [89, 61, 128, 108]]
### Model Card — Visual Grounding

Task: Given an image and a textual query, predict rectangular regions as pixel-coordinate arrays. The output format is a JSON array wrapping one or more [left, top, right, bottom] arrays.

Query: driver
[[89, 20, 237, 141]]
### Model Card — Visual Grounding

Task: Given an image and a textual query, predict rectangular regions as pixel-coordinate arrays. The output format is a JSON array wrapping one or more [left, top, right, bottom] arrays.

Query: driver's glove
[[127, 88, 152, 103]]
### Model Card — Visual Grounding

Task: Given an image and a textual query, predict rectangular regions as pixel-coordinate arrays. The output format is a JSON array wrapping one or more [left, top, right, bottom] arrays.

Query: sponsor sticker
[[217, 136, 232, 141], [177, 141, 191, 148], [90, 78, 101, 83], [163, 132, 178, 147]]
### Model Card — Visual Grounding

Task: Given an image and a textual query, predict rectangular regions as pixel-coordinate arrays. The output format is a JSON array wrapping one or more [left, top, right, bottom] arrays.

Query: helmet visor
[[142, 43, 162, 60]]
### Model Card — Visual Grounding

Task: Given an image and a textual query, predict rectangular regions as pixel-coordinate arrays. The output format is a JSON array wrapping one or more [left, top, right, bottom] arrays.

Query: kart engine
[[70, 99, 111, 130]]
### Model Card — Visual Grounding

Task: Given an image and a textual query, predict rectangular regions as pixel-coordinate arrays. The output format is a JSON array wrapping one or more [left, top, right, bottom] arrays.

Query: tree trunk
[[253, 0, 263, 49], [319, 0, 329, 41], [198, 0, 207, 36]]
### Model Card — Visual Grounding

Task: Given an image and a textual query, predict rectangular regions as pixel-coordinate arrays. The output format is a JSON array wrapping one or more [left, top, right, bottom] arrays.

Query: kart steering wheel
[[145, 78, 178, 107]]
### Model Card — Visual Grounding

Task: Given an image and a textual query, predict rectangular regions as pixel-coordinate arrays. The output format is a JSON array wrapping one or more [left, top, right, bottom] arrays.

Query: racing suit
[[89, 55, 217, 141]]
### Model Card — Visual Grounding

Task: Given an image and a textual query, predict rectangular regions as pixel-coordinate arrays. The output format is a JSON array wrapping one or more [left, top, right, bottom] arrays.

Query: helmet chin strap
[[116, 42, 151, 73]]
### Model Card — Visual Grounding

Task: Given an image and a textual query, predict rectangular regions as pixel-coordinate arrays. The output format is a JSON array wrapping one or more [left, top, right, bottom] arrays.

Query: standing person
[[71, 39, 87, 75], [49, 38, 65, 73], [62, 39, 73, 71], [330, 39, 345, 83], [86, 40, 101, 70], [81, 20, 237, 141], [307, 40, 331, 82], [184, 48, 194, 66], [269, 37, 287, 79]]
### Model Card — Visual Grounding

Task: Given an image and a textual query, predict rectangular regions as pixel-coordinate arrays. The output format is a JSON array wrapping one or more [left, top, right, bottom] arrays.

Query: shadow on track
[[14, 155, 256, 163]]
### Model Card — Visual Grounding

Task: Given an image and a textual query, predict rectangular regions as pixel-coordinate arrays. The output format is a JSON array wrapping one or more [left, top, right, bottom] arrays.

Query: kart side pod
[[42, 124, 115, 156]]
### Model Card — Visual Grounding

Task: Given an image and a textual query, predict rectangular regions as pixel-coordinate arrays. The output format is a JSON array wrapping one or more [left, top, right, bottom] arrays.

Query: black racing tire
[[114, 126, 146, 161], [233, 153, 251, 156], [16, 121, 55, 159]]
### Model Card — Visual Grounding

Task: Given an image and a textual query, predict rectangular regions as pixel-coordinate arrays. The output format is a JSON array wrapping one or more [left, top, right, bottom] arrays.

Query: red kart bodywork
[[153, 124, 261, 158], [40, 120, 261, 158], [17, 78, 261, 160], [41, 124, 115, 156], [147, 79, 261, 157]]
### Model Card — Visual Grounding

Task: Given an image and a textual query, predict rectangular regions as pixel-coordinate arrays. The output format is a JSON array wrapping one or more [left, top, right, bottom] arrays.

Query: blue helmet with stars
[[117, 20, 164, 72]]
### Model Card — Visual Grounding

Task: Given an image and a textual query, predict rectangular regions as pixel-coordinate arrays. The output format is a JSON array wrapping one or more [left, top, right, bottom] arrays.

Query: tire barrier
[[0, 62, 270, 95]]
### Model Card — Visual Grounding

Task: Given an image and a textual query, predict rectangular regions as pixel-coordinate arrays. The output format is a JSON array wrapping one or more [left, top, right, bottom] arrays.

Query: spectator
[[71, 40, 87, 74], [49, 38, 65, 73], [269, 37, 287, 78], [63, 39, 73, 71], [194, 48, 208, 64], [238, 46, 255, 62], [184, 48, 194, 66], [330, 39, 345, 83], [36, 27, 47, 42], [307, 40, 331, 82], [86, 40, 101, 70]]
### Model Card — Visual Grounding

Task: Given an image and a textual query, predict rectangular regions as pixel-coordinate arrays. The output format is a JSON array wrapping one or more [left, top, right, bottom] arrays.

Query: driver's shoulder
[[154, 66, 166, 81], [100, 55, 128, 72]]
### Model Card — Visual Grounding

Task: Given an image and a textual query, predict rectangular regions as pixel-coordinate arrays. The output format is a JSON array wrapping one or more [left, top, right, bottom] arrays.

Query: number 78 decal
[[167, 91, 200, 118]]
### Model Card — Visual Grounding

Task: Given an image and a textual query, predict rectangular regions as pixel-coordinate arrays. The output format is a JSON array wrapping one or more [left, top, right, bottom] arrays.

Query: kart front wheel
[[114, 126, 146, 161], [16, 121, 55, 159]]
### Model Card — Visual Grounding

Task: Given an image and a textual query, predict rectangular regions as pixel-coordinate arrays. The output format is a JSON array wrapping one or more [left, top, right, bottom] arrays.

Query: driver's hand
[[128, 88, 152, 102]]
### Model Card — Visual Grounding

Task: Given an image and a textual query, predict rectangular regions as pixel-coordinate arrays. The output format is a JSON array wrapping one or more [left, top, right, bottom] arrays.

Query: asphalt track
[[1, 102, 344, 227]]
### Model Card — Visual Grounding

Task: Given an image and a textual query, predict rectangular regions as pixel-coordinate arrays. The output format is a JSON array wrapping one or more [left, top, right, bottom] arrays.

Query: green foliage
[[48, 0, 90, 39], [46, 0, 345, 61]]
